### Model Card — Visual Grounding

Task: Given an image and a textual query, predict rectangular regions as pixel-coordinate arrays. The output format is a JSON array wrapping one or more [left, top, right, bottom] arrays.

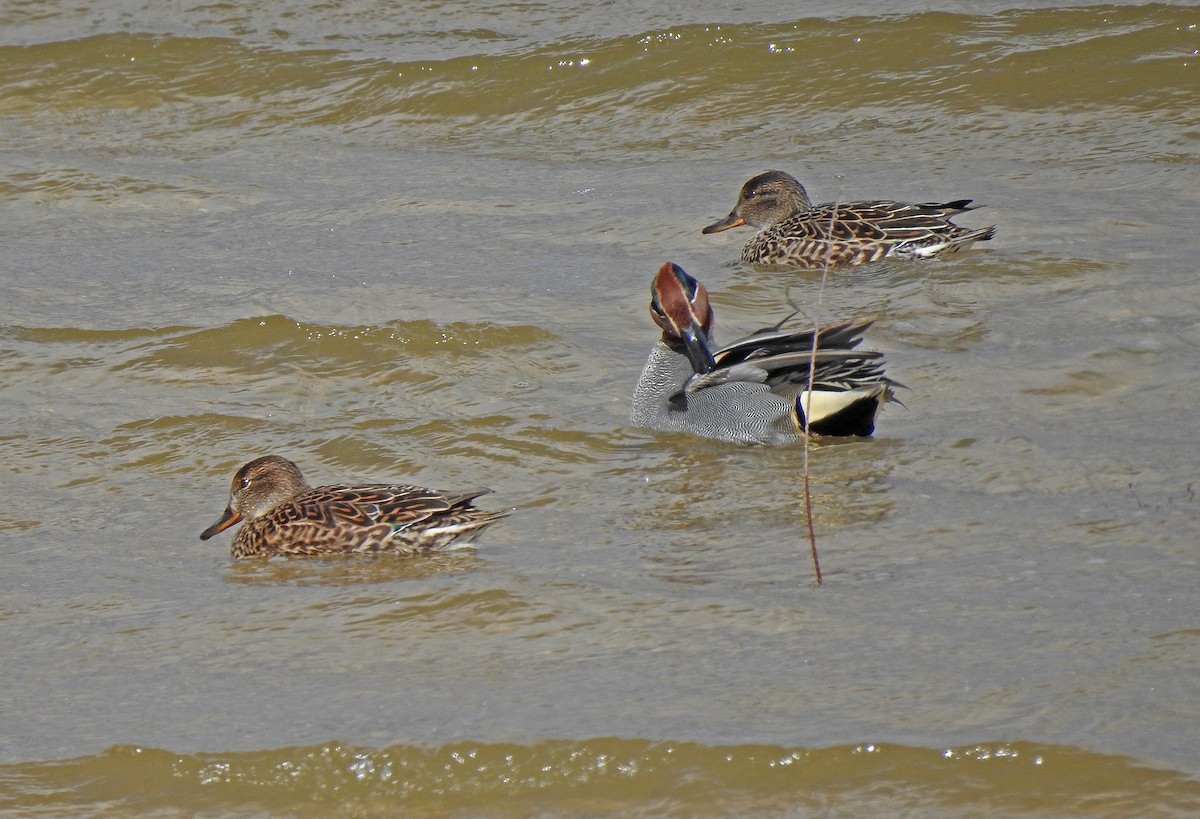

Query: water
[[2, 1, 1199, 815]]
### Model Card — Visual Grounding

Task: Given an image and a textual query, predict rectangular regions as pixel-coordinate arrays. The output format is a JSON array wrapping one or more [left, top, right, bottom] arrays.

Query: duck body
[[199, 455, 507, 558], [703, 170, 995, 269], [631, 262, 897, 443]]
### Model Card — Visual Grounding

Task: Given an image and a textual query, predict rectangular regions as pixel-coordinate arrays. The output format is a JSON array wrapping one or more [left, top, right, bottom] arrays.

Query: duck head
[[200, 455, 311, 540], [702, 170, 813, 233], [650, 262, 717, 375]]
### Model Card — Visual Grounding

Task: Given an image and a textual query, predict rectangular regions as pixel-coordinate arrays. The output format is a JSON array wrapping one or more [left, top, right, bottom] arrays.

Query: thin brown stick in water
[[799, 196, 840, 586]]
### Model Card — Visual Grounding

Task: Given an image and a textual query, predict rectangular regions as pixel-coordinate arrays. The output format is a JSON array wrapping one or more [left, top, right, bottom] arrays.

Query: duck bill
[[679, 324, 717, 375], [200, 507, 242, 540], [701, 210, 746, 234]]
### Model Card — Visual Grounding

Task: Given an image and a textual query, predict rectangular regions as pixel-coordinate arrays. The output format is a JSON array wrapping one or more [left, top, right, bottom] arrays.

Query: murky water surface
[[2, 1, 1198, 815]]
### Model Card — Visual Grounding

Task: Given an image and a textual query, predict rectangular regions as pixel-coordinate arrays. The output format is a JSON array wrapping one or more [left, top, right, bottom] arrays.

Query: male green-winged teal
[[631, 262, 897, 443], [703, 170, 995, 268], [199, 455, 508, 558]]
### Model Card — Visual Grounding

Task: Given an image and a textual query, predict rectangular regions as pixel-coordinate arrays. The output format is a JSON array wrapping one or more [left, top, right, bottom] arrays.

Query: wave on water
[[3, 738, 1198, 816], [1, 5, 1195, 160]]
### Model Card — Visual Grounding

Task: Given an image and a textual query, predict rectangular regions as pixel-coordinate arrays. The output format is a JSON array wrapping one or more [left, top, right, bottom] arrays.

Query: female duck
[[703, 170, 994, 268], [631, 262, 897, 443], [199, 455, 508, 558]]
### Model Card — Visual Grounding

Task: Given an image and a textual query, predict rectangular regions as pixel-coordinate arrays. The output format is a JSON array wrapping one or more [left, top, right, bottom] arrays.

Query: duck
[[702, 170, 995, 268], [631, 262, 897, 443], [199, 455, 508, 558]]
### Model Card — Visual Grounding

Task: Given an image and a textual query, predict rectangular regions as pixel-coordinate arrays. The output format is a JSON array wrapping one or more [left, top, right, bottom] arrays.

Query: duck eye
[[239, 477, 251, 490]]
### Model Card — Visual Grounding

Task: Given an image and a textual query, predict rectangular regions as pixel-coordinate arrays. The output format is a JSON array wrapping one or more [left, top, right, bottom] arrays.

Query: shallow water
[[2, 1, 1199, 815]]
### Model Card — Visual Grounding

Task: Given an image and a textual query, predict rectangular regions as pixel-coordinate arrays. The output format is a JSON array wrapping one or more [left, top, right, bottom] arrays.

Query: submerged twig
[[798, 193, 841, 587]]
